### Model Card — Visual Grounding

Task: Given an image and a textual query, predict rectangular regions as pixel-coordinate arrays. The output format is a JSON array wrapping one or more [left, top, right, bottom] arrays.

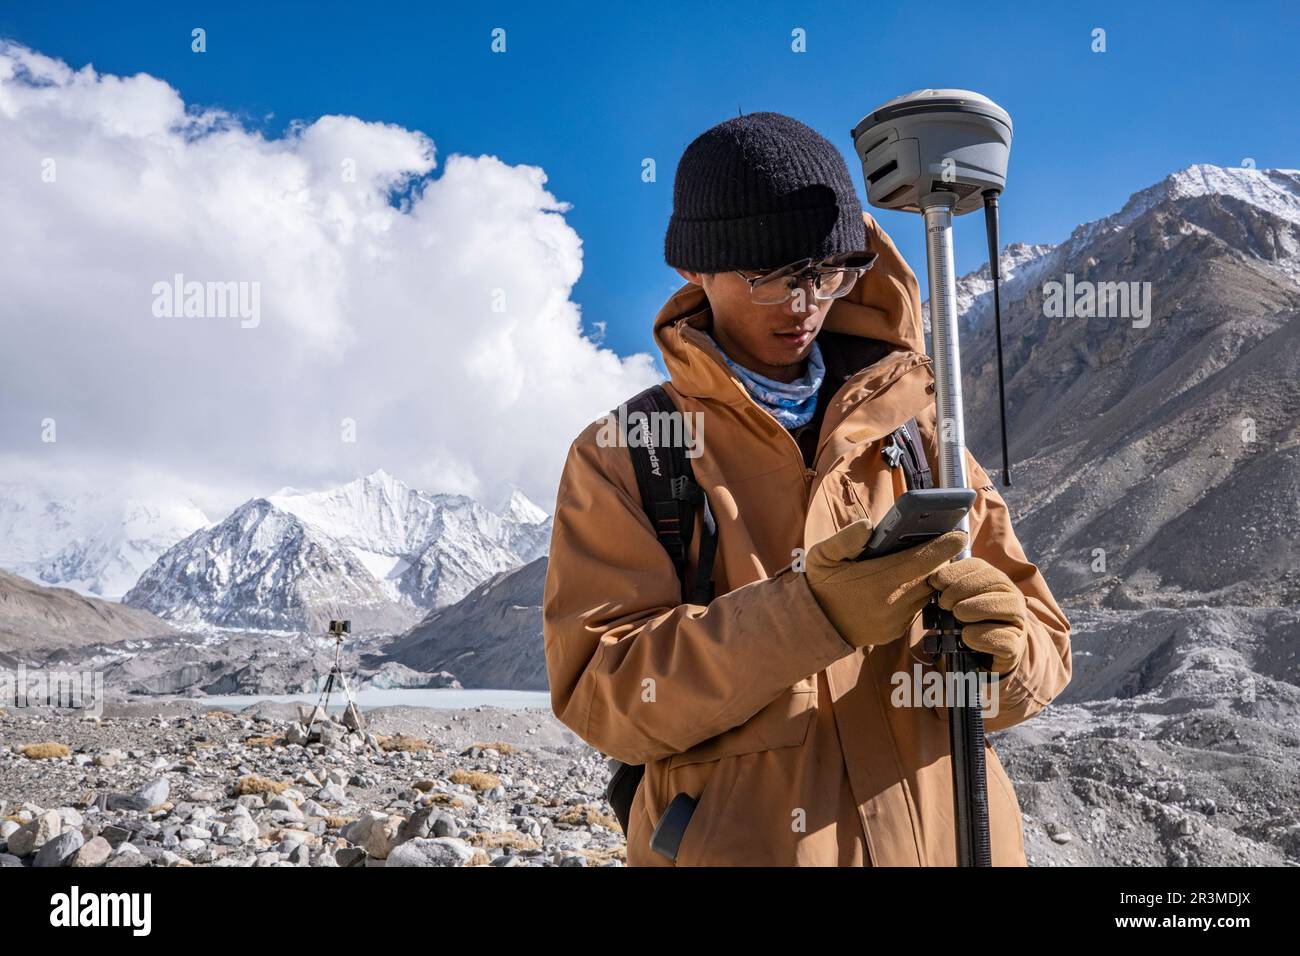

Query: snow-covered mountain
[[495, 486, 550, 526], [922, 241, 1056, 333], [123, 470, 552, 632], [493, 488, 554, 564], [938, 164, 1300, 333], [1065, 164, 1300, 270], [0, 485, 209, 599]]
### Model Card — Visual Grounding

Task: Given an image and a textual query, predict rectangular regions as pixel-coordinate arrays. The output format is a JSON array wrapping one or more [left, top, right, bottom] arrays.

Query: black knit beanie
[[664, 111, 867, 273]]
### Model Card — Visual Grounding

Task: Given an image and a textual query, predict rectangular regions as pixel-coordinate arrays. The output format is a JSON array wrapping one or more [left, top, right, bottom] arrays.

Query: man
[[543, 111, 1071, 866]]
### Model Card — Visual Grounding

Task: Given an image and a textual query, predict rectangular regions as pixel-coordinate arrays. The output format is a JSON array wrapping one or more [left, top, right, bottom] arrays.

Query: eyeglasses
[[734, 250, 878, 306]]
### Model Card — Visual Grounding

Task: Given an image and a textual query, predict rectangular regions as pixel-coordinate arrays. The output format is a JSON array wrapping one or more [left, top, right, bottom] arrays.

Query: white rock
[[387, 838, 477, 867], [7, 810, 62, 857], [72, 836, 113, 867]]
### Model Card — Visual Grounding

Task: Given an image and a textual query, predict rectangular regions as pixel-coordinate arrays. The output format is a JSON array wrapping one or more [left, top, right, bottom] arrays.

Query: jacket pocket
[[665, 685, 817, 771], [668, 757, 737, 866], [842, 470, 874, 525], [653, 686, 818, 866], [819, 469, 871, 528]]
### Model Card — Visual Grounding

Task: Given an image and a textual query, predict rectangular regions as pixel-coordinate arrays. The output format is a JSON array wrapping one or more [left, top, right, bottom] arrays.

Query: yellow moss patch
[[555, 804, 621, 831], [426, 793, 467, 808], [376, 734, 433, 752], [243, 735, 283, 748], [579, 845, 627, 865], [233, 774, 290, 796], [469, 849, 492, 866], [468, 831, 541, 851], [324, 815, 354, 829], [470, 740, 517, 755], [205, 710, 236, 720], [412, 779, 437, 792], [19, 741, 70, 760], [448, 769, 501, 792]]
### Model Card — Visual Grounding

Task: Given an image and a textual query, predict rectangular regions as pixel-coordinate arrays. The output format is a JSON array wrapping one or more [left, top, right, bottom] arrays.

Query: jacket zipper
[[789, 364, 930, 507], [735, 395, 822, 506]]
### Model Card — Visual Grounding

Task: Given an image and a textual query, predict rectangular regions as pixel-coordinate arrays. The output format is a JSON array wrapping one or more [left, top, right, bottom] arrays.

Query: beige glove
[[928, 557, 1029, 674], [805, 519, 968, 649]]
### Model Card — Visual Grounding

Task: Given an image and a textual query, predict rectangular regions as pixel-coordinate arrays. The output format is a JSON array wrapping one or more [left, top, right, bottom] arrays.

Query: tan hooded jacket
[[543, 212, 1072, 866]]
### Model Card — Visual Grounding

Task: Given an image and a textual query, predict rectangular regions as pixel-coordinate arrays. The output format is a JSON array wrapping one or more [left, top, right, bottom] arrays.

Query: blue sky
[[3, 0, 1296, 365]]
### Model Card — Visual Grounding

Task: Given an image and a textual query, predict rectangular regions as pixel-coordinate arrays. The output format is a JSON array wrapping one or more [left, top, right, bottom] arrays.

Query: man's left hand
[[927, 557, 1029, 674]]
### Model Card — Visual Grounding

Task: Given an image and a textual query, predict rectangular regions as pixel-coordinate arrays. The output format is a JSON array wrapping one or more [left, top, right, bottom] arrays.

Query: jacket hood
[[652, 211, 927, 401]]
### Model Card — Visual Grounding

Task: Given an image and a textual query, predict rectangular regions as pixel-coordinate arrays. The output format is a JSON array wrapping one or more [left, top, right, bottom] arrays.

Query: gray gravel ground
[[1, 700, 620, 868], [3, 604, 1297, 867]]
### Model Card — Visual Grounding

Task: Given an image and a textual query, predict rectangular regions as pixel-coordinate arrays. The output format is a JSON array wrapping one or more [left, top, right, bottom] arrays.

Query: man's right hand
[[804, 519, 968, 649]]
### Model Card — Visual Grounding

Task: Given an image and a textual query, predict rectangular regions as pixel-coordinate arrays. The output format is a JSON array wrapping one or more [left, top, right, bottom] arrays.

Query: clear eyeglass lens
[[749, 273, 795, 305], [749, 268, 859, 304], [820, 269, 862, 299]]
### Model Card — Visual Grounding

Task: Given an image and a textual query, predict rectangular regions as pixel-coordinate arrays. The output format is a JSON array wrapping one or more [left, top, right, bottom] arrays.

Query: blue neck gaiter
[[707, 333, 825, 429]]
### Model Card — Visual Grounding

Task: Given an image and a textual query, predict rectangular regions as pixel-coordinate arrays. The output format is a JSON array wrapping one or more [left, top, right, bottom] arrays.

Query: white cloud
[[0, 42, 659, 517]]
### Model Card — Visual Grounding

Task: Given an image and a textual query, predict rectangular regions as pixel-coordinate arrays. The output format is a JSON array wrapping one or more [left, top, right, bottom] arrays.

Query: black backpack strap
[[884, 417, 934, 491], [692, 495, 718, 605], [899, 417, 933, 490], [603, 385, 718, 837], [620, 385, 716, 605], [603, 758, 643, 837]]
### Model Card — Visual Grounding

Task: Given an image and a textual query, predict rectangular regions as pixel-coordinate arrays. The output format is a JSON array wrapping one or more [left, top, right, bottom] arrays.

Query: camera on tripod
[[328, 619, 351, 637]]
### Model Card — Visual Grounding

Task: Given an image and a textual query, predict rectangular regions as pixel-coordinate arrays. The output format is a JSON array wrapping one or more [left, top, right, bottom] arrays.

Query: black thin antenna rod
[[982, 189, 1012, 487]]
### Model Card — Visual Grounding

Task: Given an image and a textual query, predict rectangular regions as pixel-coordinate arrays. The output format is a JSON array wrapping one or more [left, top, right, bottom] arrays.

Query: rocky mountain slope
[[383, 557, 548, 691], [954, 165, 1300, 608], [995, 604, 1300, 865], [0, 569, 178, 652]]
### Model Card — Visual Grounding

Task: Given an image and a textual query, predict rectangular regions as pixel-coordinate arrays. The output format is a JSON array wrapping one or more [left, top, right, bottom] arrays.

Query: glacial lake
[[193, 688, 553, 711]]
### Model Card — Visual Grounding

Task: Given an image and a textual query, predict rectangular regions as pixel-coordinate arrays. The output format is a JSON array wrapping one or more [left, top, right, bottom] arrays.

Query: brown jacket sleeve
[[962, 450, 1073, 732], [543, 421, 856, 766]]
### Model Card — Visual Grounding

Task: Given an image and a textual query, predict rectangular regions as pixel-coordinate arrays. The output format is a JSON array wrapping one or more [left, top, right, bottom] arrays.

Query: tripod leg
[[334, 670, 370, 750], [305, 671, 336, 740]]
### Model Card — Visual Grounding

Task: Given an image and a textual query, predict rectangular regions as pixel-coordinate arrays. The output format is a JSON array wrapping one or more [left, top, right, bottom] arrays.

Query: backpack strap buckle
[[650, 500, 686, 562], [670, 474, 702, 504]]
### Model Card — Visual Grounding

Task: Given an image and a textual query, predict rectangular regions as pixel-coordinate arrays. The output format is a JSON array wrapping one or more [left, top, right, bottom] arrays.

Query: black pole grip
[[924, 598, 993, 866]]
